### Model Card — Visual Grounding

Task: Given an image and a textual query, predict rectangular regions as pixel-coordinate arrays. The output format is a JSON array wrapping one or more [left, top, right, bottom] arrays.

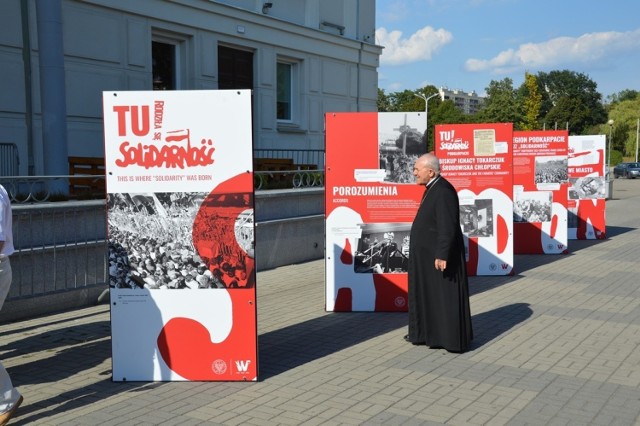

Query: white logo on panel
[[235, 360, 251, 373]]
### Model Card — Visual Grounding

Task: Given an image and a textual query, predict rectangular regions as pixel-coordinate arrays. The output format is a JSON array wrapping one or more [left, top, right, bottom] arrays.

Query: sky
[[375, 0, 640, 99]]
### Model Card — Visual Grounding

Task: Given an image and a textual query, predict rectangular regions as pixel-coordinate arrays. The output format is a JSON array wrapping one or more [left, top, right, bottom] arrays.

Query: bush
[[610, 150, 624, 166]]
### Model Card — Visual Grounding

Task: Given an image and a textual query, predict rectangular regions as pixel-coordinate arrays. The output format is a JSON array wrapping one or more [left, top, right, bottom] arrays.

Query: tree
[[427, 100, 467, 151], [607, 89, 640, 105], [519, 72, 542, 130], [477, 78, 522, 125], [385, 89, 423, 112], [543, 97, 589, 132], [377, 88, 392, 112], [606, 95, 640, 159], [536, 70, 607, 134]]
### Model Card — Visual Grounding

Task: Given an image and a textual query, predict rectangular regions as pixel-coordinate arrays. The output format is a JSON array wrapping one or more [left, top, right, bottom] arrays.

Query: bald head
[[417, 153, 440, 173], [413, 153, 441, 185]]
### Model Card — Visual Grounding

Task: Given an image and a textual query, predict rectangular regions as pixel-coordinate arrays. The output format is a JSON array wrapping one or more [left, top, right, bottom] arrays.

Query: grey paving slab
[[2, 178, 640, 425]]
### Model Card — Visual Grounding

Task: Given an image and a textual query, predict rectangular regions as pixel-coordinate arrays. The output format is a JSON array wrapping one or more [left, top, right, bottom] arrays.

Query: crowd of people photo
[[513, 198, 553, 223], [534, 157, 568, 184], [107, 192, 254, 290]]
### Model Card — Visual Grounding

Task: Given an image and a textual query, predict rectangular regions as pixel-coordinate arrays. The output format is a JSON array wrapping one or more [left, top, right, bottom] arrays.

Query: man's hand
[[434, 258, 447, 271]]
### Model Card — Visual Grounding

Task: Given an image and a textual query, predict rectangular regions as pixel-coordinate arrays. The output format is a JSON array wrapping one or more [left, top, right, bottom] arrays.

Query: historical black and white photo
[[378, 113, 426, 184], [459, 199, 494, 237], [535, 155, 568, 184], [108, 192, 254, 290], [568, 176, 605, 199], [354, 223, 411, 274], [514, 191, 553, 223]]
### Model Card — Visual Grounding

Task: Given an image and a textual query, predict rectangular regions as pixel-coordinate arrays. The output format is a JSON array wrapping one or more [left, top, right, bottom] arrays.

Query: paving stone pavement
[[2, 178, 640, 425]]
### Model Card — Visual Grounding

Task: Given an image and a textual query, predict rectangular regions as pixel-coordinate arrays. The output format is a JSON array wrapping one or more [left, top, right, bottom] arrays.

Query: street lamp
[[414, 92, 439, 150], [636, 118, 640, 163], [607, 119, 614, 174]]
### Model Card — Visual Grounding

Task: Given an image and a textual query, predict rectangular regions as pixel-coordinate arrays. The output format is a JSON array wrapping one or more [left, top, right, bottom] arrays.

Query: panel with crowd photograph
[[108, 191, 254, 290]]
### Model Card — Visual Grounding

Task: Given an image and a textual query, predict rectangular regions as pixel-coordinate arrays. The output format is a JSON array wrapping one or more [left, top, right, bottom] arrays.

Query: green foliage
[[377, 88, 392, 112], [519, 73, 542, 130], [607, 89, 640, 104], [387, 90, 425, 112], [535, 70, 607, 134], [610, 150, 624, 166], [376, 68, 634, 148], [606, 97, 640, 157], [544, 97, 590, 132], [476, 78, 522, 125], [427, 100, 467, 150]]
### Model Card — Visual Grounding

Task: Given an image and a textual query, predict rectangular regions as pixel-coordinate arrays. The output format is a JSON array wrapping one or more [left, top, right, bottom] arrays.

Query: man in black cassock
[[404, 153, 473, 353]]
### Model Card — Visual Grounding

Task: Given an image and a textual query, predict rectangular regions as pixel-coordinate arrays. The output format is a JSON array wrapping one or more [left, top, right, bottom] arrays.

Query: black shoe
[[403, 335, 423, 345]]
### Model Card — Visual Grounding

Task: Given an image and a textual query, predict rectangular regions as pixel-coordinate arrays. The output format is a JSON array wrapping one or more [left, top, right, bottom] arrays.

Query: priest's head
[[413, 153, 440, 185]]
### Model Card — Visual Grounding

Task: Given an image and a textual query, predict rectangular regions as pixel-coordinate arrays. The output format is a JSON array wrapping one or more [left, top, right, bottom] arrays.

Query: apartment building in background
[[438, 87, 484, 115]]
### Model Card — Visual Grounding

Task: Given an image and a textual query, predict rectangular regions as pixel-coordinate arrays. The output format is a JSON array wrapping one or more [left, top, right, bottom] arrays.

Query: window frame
[[151, 31, 189, 90], [276, 57, 301, 125]]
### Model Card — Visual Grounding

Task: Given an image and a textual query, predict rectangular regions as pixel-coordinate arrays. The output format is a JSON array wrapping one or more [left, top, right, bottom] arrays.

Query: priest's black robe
[[407, 176, 473, 352]]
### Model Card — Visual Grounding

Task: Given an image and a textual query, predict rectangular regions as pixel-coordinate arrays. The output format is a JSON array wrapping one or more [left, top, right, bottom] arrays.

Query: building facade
[[0, 0, 381, 176], [438, 87, 484, 115]]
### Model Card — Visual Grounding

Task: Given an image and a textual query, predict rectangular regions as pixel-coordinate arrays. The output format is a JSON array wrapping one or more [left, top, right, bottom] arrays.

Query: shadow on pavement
[[12, 376, 152, 425], [605, 225, 636, 238], [0, 321, 110, 359], [469, 275, 519, 296], [8, 333, 166, 425], [468, 302, 533, 351], [0, 308, 107, 338], [4, 318, 156, 425], [258, 310, 407, 380]]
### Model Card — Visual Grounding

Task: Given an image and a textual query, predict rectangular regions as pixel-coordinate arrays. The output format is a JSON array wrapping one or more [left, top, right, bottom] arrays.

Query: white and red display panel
[[435, 123, 514, 276], [325, 112, 426, 312], [513, 131, 569, 254], [567, 135, 607, 239], [104, 90, 257, 381]]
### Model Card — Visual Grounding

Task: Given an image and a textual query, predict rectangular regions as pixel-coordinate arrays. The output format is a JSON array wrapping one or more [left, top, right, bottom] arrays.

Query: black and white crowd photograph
[[107, 191, 255, 290], [514, 191, 553, 223], [534, 155, 568, 184], [353, 223, 411, 274]]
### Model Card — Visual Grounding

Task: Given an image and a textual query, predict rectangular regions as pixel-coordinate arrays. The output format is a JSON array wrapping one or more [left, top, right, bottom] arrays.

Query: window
[[277, 62, 293, 121], [152, 41, 177, 90], [152, 31, 189, 90], [218, 46, 253, 90]]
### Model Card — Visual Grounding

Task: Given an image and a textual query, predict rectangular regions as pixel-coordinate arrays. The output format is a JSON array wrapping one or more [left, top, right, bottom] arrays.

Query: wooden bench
[[254, 158, 294, 171], [254, 158, 318, 171], [294, 163, 318, 171], [253, 158, 296, 188], [68, 156, 106, 198]]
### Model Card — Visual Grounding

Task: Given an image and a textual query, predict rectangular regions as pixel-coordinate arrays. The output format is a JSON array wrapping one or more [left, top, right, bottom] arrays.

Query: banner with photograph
[[325, 112, 427, 312], [512, 131, 569, 254], [104, 90, 257, 381], [435, 123, 514, 275], [567, 135, 607, 239]]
